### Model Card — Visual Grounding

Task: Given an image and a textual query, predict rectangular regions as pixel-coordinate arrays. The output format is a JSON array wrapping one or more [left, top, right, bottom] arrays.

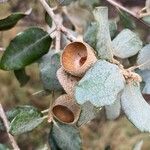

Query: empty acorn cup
[[51, 94, 81, 125], [61, 41, 97, 77], [57, 67, 81, 96]]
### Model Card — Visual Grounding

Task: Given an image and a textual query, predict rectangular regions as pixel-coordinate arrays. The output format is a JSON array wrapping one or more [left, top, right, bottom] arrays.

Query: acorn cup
[[61, 41, 97, 77], [57, 67, 81, 96], [51, 94, 81, 125]]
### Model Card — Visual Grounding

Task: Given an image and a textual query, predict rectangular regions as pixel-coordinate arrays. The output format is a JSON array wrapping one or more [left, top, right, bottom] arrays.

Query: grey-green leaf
[[75, 60, 125, 107], [136, 70, 150, 94], [10, 106, 44, 135], [0, 9, 32, 31], [109, 20, 117, 38], [142, 16, 150, 25], [77, 101, 101, 127], [0, 27, 52, 70], [133, 140, 143, 150], [83, 20, 117, 49], [112, 29, 142, 59], [121, 82, 150, 132], [83, 22, 97, 50], [0, 144, 10, 150], [105, 94, 121, 120], [93, 7, 113, 61], [14, 68, 30, 87], [39, 50, 62, 91], [49, 122, 81, 150], [137, 44, 150, 70]]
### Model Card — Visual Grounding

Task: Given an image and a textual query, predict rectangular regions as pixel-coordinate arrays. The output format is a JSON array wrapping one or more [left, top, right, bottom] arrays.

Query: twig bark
[[106, 0, 150, 27], [0, 104, 20, 150], [39, 0, 76, 42]]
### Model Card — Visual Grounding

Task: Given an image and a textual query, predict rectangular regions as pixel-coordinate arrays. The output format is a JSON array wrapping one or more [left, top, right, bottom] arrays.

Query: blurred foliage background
[[0, 0, 150, 150]]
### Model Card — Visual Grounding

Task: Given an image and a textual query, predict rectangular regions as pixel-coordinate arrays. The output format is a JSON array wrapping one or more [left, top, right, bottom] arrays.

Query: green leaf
[[137, 44, 150, 70], [105, 94, 121, 120], [93, 7, 113, 61], [48, 0, 77, 6], [0, 9, 32, 31], [112, 29, 143, 59], [119, 10, 136, 30], [57, 0, 77, 6], [0, 144, 10, 150], [45, 12, 52, 27], [0, 105, 38, 131], [75, 60, 125, 107], [10, 105, 44, 135], [77, 101, 101, 127], [39, 50, 62, 91], [79, 0, 99, 8], [49, 122, 81, 150], [121, 82, 150, 132], [0, 27, 52, 70], [14, 68, 30, 87]]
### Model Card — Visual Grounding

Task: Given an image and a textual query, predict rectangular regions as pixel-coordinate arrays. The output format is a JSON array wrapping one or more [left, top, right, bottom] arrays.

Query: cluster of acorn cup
[[51, 41, 97, 125]]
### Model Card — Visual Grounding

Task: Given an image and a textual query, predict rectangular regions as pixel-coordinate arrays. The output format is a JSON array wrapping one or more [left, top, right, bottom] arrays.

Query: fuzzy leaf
[[93, 7, 113, 61], [14, 68, 30, 87], [83, 22, 97, 49], [137, 70, 150, 94], [39, 50, 62, 91], [121, 82, 150, 132], [109, 20, 117, 38], [137, 44, 150, 70], [0, 27, 52, 70], [112, 29, 142, 58], [49, 122, 81, 150], [0, 9, 32, 31], [75, 60, 125, 107], [105, 94, 121, 120], [77, 101, 101, 127], [83, 21, 116, 49], [10, 106, 44, 135]]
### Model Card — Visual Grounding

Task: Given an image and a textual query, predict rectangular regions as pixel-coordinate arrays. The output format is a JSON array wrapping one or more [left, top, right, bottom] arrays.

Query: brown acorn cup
[[51, 94, 81, 125], [61, 41, 97, 77], [57, 67, 81, 96]]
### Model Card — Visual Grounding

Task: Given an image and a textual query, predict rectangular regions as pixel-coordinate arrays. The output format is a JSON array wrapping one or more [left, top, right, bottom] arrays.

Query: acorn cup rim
[[61, 41, 96, 76]]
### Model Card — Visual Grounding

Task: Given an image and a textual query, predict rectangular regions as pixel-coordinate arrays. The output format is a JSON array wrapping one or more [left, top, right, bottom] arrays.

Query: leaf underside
[[121, 82, 150, 132], [75, 60, 125, 107]]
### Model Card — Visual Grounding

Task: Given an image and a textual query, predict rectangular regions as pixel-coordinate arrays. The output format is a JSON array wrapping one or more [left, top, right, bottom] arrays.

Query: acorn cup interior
[[61, 42, 97, 76], [52, 105, 74, 123], [51, 94, 81, 124], [62, 42, 87, 71]]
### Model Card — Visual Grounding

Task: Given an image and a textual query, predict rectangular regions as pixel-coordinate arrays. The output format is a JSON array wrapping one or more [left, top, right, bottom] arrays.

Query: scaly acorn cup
[[61, 41, 97, 77], [51, 94, 81, 125], [57, 67, 81, 96]]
